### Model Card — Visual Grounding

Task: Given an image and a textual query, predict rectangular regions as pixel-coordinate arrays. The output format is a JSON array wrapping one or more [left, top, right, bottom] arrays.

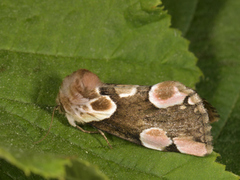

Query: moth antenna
[[34, 105, 59, 144]]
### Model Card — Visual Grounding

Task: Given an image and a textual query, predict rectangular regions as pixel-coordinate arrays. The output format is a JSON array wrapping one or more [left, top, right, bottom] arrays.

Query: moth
[[56, 69, 219, 156]]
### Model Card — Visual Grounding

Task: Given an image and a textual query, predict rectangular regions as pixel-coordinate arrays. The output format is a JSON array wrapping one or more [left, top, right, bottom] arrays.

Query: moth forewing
[[57, 69, 219, 157]]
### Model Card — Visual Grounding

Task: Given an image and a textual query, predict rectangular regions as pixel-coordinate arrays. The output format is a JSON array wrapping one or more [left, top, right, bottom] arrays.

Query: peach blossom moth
[[56, 69, 219, 156]]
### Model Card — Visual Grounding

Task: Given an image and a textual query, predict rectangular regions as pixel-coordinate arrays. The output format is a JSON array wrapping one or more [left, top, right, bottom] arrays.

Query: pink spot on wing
[[140, 128, 172, 151], [173, 137, 208, 156], [149, 82, 187, 108]]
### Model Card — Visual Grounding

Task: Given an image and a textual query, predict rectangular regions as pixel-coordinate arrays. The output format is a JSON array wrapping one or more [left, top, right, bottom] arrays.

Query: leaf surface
[[0, 0, 238, 179]]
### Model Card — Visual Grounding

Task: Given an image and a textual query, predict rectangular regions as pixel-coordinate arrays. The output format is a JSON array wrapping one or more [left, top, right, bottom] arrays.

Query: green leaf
[[0, 146, 106, 180], [162, 0, 198, 36], [162, 0, 240, 177], [0, 0, 237, 179]]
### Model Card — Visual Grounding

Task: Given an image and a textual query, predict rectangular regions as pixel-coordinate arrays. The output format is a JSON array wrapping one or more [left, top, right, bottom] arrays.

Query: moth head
[[57, 69, 103, 111]]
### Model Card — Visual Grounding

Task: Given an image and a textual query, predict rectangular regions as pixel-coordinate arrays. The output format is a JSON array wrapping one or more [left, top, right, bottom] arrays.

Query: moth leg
[[76, 125, 99, 133], [76, 125, 112, 149], [97, 129, 112, 149], [66, 113, 79, 127], [66, 114, 99, 133]]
